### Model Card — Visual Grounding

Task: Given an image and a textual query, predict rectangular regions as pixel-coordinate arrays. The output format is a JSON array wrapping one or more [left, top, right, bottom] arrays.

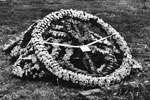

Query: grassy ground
[[0, 0, 150, 100]]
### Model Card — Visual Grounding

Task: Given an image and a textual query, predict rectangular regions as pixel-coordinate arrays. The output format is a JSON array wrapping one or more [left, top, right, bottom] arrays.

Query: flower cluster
[[4, 9, 142, 87]]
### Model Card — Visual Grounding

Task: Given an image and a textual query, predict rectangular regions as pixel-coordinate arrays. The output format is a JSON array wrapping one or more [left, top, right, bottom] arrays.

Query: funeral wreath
[[3, 9, 142, 87]]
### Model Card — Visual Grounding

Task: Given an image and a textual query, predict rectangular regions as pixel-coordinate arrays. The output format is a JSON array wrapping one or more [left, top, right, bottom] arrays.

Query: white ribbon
[[44, 34, 114, 48]]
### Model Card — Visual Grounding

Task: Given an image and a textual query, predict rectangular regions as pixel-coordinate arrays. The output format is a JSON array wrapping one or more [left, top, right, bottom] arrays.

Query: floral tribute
[[3, 9, 142, 87]]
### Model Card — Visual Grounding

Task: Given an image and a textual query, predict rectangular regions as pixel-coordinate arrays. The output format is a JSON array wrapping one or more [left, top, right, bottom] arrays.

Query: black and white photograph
[[0, 0, 150, 100]]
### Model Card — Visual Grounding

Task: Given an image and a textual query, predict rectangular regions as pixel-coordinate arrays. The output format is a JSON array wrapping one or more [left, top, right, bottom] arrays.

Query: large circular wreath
[[4, 9, 142, 87]]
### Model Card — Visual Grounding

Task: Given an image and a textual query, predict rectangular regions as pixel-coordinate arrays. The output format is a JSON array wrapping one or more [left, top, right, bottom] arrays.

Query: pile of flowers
[[3, 9, 142, 87]]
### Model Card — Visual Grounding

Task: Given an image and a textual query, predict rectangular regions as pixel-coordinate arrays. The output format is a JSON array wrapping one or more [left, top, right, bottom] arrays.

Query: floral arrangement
[[3, 9, 142, 87]]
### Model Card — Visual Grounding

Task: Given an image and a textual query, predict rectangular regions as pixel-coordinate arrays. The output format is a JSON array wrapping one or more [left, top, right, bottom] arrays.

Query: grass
[[0, 0, 150, 100]]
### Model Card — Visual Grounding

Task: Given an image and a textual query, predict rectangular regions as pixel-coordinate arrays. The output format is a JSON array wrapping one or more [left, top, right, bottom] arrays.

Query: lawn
[[0, 0, 150, 100]]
